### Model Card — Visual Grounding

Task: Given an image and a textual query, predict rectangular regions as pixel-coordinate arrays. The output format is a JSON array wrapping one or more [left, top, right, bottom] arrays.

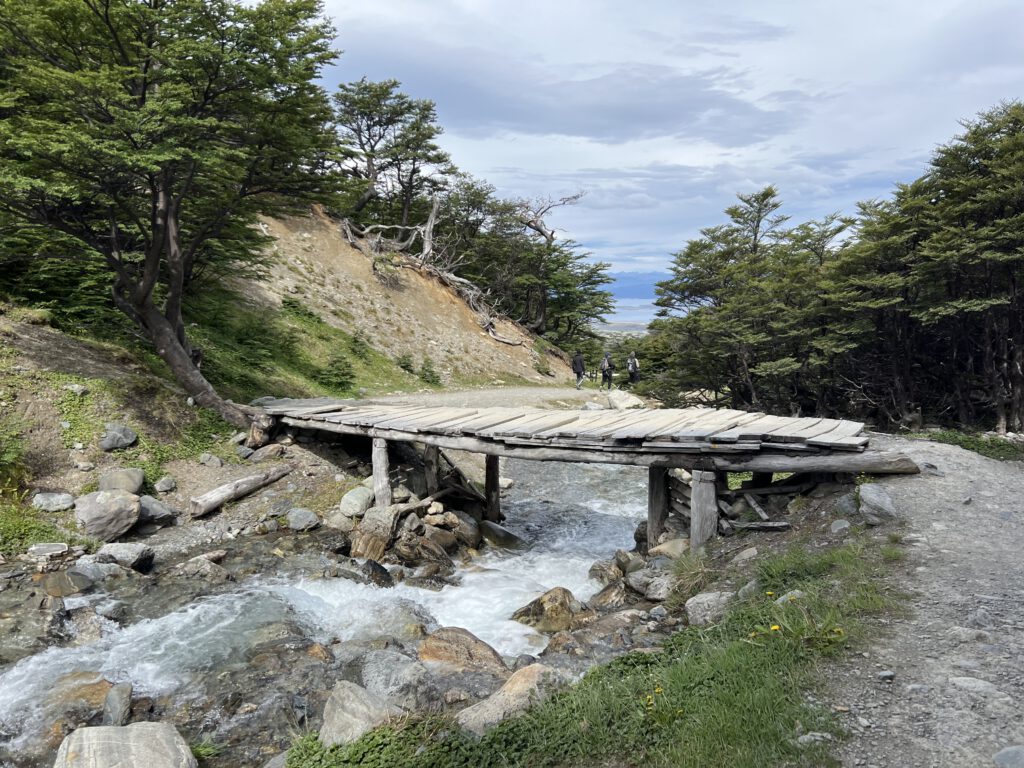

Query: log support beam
[[485, 454, 502, 522], [647, 466, 669, 546], [372, 438, 392, 508], [424, 445, 441, 495], [690, 469, 718, 552]]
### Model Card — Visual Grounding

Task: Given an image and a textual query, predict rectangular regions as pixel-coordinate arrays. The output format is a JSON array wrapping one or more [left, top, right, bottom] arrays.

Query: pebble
[[877, 670, 895, 682], [830, 519, 851, 534]]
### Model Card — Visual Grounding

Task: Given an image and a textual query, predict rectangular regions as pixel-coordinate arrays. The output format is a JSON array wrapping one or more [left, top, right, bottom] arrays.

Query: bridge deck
[[259, 398, 892, 468]]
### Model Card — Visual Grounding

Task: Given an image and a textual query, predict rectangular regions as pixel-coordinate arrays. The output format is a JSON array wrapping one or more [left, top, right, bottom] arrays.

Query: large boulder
[[449, 510, 482, 548], [607, 390, 645, 410], [31, 492, 75, 512], [53, 722, 196, 767], [589, 581, 629, 611], [479, 520, 526, 550], [512, 587, 592, 633], [418, 627, 508, 676], [98, 468, 145, 495], [685, 591, 735, 627], [74, 491, 140, 542], [319, 680, 403, 747], [358, 649, 438, 711], [138, 495, 176, 526], [858, 484, 900, 525], [456, 664, 556, 736], [350, 504, 403, 559]]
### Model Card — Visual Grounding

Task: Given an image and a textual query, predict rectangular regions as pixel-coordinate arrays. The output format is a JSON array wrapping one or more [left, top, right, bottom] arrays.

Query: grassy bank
[[285, 535, 903, 768]]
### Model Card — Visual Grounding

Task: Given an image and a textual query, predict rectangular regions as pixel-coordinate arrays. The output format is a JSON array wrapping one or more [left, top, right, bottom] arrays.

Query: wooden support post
[[690, 469, 718, 553], [647, 466, 669, 546], [423, 445, 441, 495], [484, 454, 502, 522], [372, 438, 392, 508]]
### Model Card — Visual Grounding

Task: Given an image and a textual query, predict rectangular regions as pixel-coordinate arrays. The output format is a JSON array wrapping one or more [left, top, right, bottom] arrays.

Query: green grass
[[191, 739, 222, 762], [912, 429, 1024, 461], [286, 537, 903, 768]]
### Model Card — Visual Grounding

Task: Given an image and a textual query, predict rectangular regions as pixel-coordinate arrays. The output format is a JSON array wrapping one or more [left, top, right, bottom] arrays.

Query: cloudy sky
[[319, 0, 1024, 323]]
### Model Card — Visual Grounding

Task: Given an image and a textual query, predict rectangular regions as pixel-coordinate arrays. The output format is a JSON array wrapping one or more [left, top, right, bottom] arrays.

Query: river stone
[[287, 507, 320, 531], [858, 484, 899, 525], [418, 627, 509, 676], [731, 546, 758, 564], [99, 423, 137, 452], [319, 680, 403, 748], [589, 581, 628, 610], [456, 664, 556, 736], [512, 587, 588, 633], [588, 559, 623, 585], [31, 492, 75, 512], [834, 492, 858, 517], [154, 476, 177, 493], [643, 574, 675, 602], [249, 443, 286, 463], [333, 486, 374, 520], [70, 560, 127, 582], [96, 543, 154, 572], [830, 519, 851, 534], [359, 558, 394, 588], [355, 649, 438, 710], [685, 591, 734, 626], [993, 746, 1024, 768], [27, 542, 69, 560], [479, 520, 526, 549], [624, 568, 656, 595], [102, 682, 133, 726], [44, 569, 94, 597], [262, 754, 289, 768], [450, 509, 481, 548], [98, 468, 145, 494], [614, 549, 645, 575], [236, 445, 255, 460], [648, 537, 689, 559], [171, 554, 232, 581], [54, 722, 196, 767], [138, 495, 176, 526], [422, 524, 459, 553], [74, 490, 141, 542]]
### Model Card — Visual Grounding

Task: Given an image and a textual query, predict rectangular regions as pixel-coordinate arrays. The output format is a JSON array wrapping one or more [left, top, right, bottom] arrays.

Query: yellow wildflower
[[770, 624, 781, 631]]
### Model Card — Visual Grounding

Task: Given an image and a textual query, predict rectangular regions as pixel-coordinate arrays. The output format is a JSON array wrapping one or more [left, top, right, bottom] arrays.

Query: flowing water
[[0, 459, 645, 763]]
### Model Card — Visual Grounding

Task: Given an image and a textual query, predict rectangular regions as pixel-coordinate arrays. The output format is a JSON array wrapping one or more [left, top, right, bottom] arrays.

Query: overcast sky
[[319, 0, 1024, 320]]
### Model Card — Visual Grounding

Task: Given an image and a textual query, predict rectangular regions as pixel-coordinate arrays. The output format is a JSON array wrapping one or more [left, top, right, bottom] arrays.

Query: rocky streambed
[[0, 456, 695, 768]]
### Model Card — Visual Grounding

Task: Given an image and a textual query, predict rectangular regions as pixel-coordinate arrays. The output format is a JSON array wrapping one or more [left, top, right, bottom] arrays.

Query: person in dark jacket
[[571, 351, 586, 389], [626, 351, 640, 385], [599, 352, 615, 390]]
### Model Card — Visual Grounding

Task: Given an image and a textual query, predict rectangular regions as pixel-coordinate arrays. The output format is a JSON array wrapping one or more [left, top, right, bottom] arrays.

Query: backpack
[[600, 357, 609, 371], [627, 357, 637, 372]]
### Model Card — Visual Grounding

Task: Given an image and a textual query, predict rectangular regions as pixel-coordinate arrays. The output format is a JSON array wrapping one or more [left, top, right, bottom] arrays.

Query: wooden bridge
[[259, 398, 918, 550]]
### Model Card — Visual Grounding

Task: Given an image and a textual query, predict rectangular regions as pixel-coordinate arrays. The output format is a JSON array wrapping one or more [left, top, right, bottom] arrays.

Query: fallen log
[[190, 464, 293, 518], [743, 493, 770, 521], [730, 520, 791, 532]]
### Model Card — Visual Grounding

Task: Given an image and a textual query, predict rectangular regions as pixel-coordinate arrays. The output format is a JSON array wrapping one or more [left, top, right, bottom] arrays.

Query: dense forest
[[638, 101, 1024, 433], [0, 0, 612, 424]]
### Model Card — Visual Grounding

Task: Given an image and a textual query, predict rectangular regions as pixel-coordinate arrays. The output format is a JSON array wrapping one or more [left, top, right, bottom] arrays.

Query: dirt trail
[[830, 434, 1024, 767]]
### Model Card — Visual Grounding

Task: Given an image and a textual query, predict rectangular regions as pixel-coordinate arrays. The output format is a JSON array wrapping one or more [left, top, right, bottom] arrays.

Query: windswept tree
[[0, 0, 339, 426]]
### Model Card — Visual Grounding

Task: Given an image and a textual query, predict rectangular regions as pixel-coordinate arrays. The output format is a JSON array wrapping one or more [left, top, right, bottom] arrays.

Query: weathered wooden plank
[[648, 467, 669, 544], [485, 454, 501, 522], [712, 414, 794, 442], [491, 412, 582, 438], [806, 420, 866, 449], [606, 410, 700, 441], [440, 409, 533, 436], [743, 493, 770, 521], [474, 411, 570, 438], [814, 435, 870, 450], [644, 408, 716, 440], [424, 445, 441, 495], [761, 417, 824, 443], [690, 469, 718, 551], [372, 438, 391, 508], [674, 409, 757, 440], [731, 520, 791, 532], [376, 407, 479, 432], [364, 407, 459, 430], [537, 410, 636, 438]]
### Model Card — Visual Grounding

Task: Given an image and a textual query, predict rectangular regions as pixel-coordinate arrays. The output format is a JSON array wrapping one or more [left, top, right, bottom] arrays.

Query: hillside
[[252, 210, 570, 389]]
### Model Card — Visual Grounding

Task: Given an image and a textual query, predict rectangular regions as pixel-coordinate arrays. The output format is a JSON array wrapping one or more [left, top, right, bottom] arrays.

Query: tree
[[0, 0, 339, 426], [333, 78, 451, 223]]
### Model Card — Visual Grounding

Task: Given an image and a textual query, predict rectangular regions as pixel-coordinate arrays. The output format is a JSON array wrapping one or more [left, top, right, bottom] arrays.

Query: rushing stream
[[0, 459, 646, 764]]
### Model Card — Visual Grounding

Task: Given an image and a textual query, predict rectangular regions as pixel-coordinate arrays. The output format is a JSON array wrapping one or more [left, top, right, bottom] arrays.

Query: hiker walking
[[626, 351, 640, 386], [599, 352, 615, 390], [571, 350, 586, 390]]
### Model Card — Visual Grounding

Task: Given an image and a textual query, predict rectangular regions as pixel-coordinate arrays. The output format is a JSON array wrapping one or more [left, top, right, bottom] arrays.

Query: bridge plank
[[439, 409, 532, 435], [674, 410, 761, 441], [806, 420, 866, 449], [761, 417, 824, 443], [374, 408, 478, 432], [493, 412, 583, 438]]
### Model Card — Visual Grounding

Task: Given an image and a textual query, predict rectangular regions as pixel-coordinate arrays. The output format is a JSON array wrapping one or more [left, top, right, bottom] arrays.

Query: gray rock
[[450, 509, 482, 548], [26, 542, 69, 560], [70, 560, 127, 582], [588, 559, 623, 585], [96, 543, 154, 572], [63, 383, 89, 396], [198, 452, 224, 468], [358, 649, 437, 710], [589, 581, 628, 611], [479, 520, 526, 550], [624, 568, 656, 595], [738, 578, 761, 600], [649, 605, 668, 621], [74, 491, 141, 541], [262, 754, 289, 768], [102, 682, 133, 726], [949, 676, 1007, 698], [154, 476, 177, 493], [330, 486, 374, 523], [613, 549, 646, 575], [249, 443, 286, 463], [319, 680, 403, 748], [53, 722, 196, 767], [236, 445, 254, 460], [830, 519, 851, 534], [31, 492, 75, 512], [418, 627, 508, 676], [774, 589, 806, 606], [98, 468, 145, 494], [877, 670, 895, 682], [456, 664, 556, 736], [731, 546, 758, 564], [138, 495, 176, 526], [685, 591, 734, 626], [858, 484, 899, 525], [512, 587, 589, 633], [644, 574, 675, 602], [834, 492, 858, 517], [796, 732, 833, 746], [993, 746, 1024, 768], [99, 423, 137, 452], [75, 461, 96, 472], [580, 401, 605, 411], [286, 507, 320, 531]]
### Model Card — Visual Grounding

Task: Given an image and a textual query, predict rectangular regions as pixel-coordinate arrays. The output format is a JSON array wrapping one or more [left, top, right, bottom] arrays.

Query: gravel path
[[830, 435, 1024, 768], [370, 385, 612, 409]]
